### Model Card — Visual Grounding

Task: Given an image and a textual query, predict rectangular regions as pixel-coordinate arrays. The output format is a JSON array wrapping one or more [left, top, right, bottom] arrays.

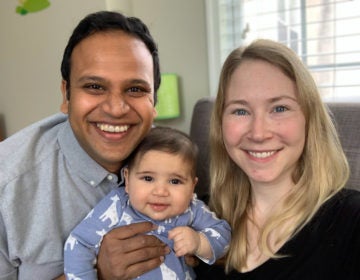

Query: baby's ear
[[193, 177, 198, 189], [123, 168, 130, 193]]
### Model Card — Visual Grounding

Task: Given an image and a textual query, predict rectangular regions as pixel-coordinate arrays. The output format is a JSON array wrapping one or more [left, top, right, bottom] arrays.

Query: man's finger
[[106, 221, 155, 239], [124, 256, 165, 279]]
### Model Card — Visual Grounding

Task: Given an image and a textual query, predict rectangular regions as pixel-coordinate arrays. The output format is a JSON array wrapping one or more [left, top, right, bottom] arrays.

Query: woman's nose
[[249, 115, 272, 142]]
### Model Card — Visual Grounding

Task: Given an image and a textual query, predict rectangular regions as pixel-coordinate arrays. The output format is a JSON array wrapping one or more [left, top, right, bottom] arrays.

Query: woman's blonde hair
[[209, 39, 350, 272]]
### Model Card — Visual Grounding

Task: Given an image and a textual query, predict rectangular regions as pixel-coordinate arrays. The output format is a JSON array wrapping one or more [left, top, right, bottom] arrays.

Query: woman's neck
[[242, 179, 295, 272], [250, 178, 294, 217]]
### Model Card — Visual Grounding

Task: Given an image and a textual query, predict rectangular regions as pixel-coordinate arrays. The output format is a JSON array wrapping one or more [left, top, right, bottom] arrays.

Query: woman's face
[[222, 59, 306, 188]]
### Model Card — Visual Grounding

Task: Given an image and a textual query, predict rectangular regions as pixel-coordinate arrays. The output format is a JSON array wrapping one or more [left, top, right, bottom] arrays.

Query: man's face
[[61, 31, 157, 173]]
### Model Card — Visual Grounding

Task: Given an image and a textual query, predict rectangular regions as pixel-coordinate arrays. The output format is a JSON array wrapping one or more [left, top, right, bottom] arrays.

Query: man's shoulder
[[0, 113, 68, 186], [0, 113, 67, 149]]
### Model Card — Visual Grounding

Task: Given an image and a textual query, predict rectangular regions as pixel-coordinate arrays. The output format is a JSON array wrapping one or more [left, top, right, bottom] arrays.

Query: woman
[[196, 39, 360, 279]]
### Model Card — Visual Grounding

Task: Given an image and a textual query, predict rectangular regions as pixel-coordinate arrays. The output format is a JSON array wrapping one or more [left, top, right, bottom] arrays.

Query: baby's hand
[[168, 226, 200, 257]]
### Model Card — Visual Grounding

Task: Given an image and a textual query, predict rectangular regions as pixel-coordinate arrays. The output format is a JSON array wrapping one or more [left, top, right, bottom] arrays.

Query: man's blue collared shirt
[[0, 113, 122, 279]]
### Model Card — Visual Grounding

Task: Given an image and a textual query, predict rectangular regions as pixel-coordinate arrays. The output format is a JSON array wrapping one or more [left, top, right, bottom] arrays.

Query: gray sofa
[[190, 97, 360, 202]]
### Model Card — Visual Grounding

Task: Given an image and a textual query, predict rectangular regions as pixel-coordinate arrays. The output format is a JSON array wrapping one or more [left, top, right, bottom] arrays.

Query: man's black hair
[[60, 11, 160, 102]]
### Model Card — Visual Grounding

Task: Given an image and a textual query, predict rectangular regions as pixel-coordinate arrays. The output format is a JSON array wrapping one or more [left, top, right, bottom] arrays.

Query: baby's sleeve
[[190, 198, 231, 264], [64, 188, 125, 279]]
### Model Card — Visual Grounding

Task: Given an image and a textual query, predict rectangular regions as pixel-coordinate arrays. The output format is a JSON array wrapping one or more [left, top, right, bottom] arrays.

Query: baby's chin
[[145, 211, 181, 222]]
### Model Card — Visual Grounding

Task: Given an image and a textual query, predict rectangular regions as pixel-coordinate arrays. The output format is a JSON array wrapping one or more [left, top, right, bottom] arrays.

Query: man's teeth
[[248, 151, 275, 158], [97, 124, 129, 133]]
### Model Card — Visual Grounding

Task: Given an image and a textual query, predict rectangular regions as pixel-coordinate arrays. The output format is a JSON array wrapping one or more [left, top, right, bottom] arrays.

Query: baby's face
[[124, 150, 197, 221]]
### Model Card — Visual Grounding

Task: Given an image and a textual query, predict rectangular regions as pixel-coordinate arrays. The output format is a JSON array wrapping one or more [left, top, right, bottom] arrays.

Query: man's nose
[[102, 92, 130, 116]]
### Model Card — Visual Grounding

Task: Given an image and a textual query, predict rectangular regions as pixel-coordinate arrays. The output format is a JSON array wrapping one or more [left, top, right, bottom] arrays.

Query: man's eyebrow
[[77, 76, 106, 83], [125, 79, 152, 87], [77, 76, 151, 87]]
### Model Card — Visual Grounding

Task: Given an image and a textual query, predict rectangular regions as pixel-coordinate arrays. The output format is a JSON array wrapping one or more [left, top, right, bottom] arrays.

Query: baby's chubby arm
[[168, 226, 213, 260]]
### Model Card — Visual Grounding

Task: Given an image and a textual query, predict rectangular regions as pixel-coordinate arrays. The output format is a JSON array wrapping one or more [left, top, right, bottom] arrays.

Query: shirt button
[[89, 180, 95, 186], [107, 175, 113, 181]]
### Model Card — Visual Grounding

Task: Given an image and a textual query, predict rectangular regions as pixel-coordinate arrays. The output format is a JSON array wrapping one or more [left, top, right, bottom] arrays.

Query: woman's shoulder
[[334, 188, 360, 210], [321, 188, 360, 228]]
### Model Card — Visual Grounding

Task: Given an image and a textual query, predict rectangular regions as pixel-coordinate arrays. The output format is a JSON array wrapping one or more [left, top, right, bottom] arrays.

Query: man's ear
[[60, 80, 69, 114]]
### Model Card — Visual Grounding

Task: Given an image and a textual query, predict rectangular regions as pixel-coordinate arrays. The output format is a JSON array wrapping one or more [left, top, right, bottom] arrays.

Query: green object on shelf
[[155, 73, 180, 120]]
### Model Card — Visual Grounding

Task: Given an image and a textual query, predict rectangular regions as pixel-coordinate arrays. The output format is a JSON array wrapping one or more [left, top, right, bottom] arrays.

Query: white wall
[[0, 0, 209, 137], [131, 1, 209, 133]]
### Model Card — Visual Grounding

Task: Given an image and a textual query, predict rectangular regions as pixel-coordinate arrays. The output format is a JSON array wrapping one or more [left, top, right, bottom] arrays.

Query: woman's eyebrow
[[268, 95, 298, 103]]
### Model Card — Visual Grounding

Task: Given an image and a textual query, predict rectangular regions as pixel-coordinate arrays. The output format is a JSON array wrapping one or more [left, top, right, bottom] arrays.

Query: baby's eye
[[273, 105, 288, 113], [142, 176, 153, 182], [169, 179, 182, 185]]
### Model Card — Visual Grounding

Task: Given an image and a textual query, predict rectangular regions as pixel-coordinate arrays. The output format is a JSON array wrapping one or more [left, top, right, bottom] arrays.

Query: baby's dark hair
[[127, 126, 198, 178]]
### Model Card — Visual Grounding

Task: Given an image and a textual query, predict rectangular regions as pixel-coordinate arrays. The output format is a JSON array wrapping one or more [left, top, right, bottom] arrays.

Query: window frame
[[205, 0, 360, 102]]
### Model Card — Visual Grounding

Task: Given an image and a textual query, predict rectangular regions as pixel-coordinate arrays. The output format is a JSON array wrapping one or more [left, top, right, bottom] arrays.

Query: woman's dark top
[[195, 189, 360, 280]]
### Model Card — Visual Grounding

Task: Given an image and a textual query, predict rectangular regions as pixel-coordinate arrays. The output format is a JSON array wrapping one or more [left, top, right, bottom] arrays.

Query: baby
[[64, 126, 231, 280]]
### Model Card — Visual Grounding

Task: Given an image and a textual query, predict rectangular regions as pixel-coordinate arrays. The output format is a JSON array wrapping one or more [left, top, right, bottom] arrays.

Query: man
[[0, 11, 168, 280]]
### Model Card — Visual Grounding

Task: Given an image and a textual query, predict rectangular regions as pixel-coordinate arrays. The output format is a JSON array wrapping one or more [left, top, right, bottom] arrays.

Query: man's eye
[[85, 84, 103, 90], [127, 87, 149, 97], [128, 87, 141, 92]]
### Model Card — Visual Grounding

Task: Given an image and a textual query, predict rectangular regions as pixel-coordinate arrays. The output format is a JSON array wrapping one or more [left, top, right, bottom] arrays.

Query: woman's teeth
[[248, 151, 275, 158]]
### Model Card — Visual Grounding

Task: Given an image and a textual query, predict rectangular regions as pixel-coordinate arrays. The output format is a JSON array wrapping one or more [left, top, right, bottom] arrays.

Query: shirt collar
[[57, 120, 118, 187]]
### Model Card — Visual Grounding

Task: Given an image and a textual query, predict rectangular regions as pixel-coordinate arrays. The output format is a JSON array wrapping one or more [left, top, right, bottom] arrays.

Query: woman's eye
[[274, 105, 288, 113], [233, 109, 248, 116]]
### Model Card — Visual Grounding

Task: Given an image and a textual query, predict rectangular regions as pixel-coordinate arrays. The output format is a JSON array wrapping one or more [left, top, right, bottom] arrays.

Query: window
[[206, 0, 360, 102]]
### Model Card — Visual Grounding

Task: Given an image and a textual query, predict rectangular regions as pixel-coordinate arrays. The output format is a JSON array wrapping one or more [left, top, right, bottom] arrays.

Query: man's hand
[[97, 222, 169, 280]]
